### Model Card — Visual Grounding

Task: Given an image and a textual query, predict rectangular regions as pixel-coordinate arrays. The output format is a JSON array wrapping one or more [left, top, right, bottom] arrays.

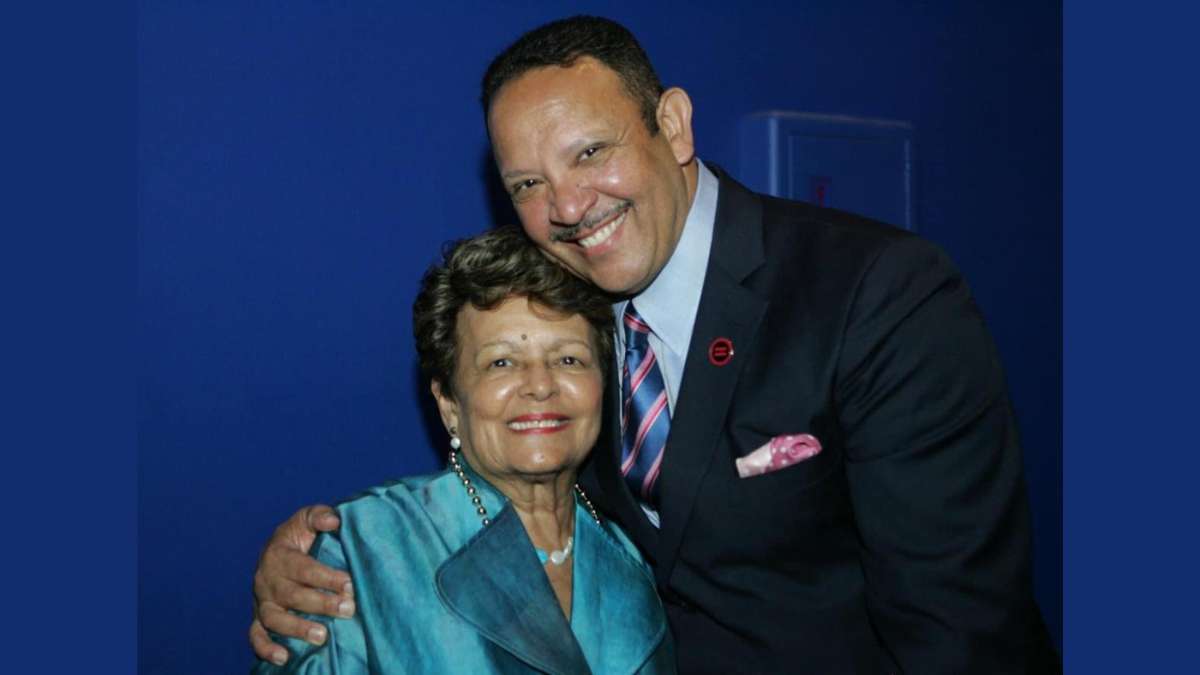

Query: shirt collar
[[618, 160, 719, 358]]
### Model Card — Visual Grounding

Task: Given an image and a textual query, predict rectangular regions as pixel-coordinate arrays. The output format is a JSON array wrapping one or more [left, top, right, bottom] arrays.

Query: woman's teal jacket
[[253, 462, 674, 674]]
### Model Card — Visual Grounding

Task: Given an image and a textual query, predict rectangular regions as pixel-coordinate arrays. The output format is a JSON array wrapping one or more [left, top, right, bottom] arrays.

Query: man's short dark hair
[[482, 15, 665, 135]]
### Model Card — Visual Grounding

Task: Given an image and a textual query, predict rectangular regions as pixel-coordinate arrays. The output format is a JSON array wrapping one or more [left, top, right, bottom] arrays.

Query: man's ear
[[656, 87, 696, 166], [430, 380, 459, 434]]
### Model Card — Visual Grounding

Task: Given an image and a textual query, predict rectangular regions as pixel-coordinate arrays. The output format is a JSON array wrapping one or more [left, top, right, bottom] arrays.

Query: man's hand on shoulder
[[250, 504, 355, 666]]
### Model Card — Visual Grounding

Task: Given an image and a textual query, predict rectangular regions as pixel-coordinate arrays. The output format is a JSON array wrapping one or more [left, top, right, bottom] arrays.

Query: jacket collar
[[433, 460, 666, 675], [705, 163, 766, 283], [651, 166, 769, 586], [592, 164, 769, 556], [571, 509, 667, 674], [591, 165, 771, 585]]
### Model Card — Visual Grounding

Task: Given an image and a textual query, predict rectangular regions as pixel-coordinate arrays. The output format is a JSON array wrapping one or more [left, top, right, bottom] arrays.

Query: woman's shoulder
[[330, 467, 460, 522], [318, 466, 500, 560]]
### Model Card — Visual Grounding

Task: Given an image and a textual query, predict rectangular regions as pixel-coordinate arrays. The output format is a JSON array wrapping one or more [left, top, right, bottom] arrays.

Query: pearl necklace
[[448, 450, 601, 566], [537, 536, 573, 566]]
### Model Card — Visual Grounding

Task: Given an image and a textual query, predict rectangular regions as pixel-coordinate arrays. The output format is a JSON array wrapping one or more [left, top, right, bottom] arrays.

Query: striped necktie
[[621, 303, 670, 508]]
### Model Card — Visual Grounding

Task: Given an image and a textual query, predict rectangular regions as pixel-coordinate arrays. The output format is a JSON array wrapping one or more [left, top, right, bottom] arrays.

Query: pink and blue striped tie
[[621, 303, 670, 507]]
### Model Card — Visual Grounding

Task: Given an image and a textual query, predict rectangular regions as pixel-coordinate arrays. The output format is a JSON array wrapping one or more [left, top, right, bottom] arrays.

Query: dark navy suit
[[583, 166, 1059, 674]]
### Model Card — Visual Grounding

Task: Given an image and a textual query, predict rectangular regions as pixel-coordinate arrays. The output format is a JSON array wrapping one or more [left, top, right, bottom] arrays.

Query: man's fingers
[[271, 577, 357, 618], [256, 544, 351, 607], [268, 504, 338, 555], [295, 554, 353, 598], [250, 504, 351, 658], [304, 504, 341, 533], [267, 545, 352, 598], [259, 601, 334, 646], [249, 617, 290, 666]]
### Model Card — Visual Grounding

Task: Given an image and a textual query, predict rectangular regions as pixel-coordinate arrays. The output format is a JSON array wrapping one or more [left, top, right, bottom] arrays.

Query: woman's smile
[[508, 413, 571, 433]]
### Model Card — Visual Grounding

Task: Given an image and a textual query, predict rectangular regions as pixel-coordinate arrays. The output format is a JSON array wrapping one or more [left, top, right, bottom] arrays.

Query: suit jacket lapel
[[436, 505, 592, 675], [653, 167, 767, 587]]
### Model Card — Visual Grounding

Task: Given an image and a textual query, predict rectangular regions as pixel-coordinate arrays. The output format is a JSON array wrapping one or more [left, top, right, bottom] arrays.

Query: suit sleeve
[[835, 236, 1051, 672], [251, 533, 370, 675]]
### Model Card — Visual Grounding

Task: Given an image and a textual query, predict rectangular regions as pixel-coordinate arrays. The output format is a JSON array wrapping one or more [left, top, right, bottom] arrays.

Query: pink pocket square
[[736, 434, 823, 478]]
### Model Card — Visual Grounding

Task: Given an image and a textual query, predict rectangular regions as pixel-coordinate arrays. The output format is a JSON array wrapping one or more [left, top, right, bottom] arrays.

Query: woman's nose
[[521, 364, 558, 400]]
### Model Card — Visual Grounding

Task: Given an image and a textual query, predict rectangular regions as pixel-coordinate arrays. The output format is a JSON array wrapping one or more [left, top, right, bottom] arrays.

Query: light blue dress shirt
[[614, 160, 719, 526]]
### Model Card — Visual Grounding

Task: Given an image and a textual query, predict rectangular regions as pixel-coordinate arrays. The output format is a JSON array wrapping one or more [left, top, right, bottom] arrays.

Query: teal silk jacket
[[253, 462, 674, 674]]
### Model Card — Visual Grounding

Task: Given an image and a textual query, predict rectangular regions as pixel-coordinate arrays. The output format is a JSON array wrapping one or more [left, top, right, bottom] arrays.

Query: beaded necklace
[[448, 450, 601, 566]]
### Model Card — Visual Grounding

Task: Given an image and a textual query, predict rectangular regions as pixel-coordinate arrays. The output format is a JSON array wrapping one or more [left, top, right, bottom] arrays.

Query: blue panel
[[739, 111, 916, 230]]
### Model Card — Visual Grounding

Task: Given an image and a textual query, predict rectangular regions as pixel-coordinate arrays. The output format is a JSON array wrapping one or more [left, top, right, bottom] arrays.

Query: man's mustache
[[548, 201, 633, 242]]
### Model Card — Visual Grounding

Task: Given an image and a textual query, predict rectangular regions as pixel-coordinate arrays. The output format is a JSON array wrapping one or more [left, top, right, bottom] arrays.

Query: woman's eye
[[489, 358, 513, 368], [580, 145, 602, 160], [559, 355, 584, 367]]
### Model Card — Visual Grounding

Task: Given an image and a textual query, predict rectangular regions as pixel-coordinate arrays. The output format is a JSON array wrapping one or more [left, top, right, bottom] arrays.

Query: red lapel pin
[[708, 337, 734, 366]]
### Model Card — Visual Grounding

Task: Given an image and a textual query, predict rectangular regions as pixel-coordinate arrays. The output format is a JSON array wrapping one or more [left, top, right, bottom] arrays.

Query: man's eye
[[580, 145, 603, 160], [511, 178, 539, 195], [489, 358, 513, 368]]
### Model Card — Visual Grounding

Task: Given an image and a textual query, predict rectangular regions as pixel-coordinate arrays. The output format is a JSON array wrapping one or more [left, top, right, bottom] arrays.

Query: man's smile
[[549, 201, 632, 245], [578, 209, 627, 249]]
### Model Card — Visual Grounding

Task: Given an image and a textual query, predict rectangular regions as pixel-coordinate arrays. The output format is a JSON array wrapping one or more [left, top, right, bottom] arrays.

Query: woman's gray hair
[[412, 225, 615, 396]]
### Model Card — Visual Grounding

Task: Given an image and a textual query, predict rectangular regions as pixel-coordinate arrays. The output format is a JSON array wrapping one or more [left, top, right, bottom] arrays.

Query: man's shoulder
[[758, 192, 917, 256], [731, 190, 923, 286], [718, 185, 958, 315], [711, 168, 929, 270]]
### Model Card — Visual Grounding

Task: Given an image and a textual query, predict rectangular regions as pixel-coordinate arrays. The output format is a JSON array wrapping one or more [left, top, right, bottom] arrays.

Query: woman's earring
[[449, 426, 461, 450]]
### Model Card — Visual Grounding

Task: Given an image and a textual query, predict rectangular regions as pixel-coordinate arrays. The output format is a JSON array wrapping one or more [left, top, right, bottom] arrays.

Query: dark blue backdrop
[[138, 2, 1061, 672]]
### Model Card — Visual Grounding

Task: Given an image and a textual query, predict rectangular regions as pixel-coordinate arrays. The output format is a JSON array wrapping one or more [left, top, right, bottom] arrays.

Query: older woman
[[254, 226, 674, 674]]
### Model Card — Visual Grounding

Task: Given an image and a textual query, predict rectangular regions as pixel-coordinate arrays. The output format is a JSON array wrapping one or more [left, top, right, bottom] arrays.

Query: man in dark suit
[[250, 16, 1058, 673]]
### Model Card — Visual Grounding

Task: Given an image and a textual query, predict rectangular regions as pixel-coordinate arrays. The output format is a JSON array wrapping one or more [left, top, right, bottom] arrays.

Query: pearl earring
[[449, 426, 461, 450]]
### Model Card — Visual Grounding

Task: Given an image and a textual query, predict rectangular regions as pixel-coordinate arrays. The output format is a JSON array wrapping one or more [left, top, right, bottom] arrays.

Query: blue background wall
[[138, 2, 1061, 672]]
